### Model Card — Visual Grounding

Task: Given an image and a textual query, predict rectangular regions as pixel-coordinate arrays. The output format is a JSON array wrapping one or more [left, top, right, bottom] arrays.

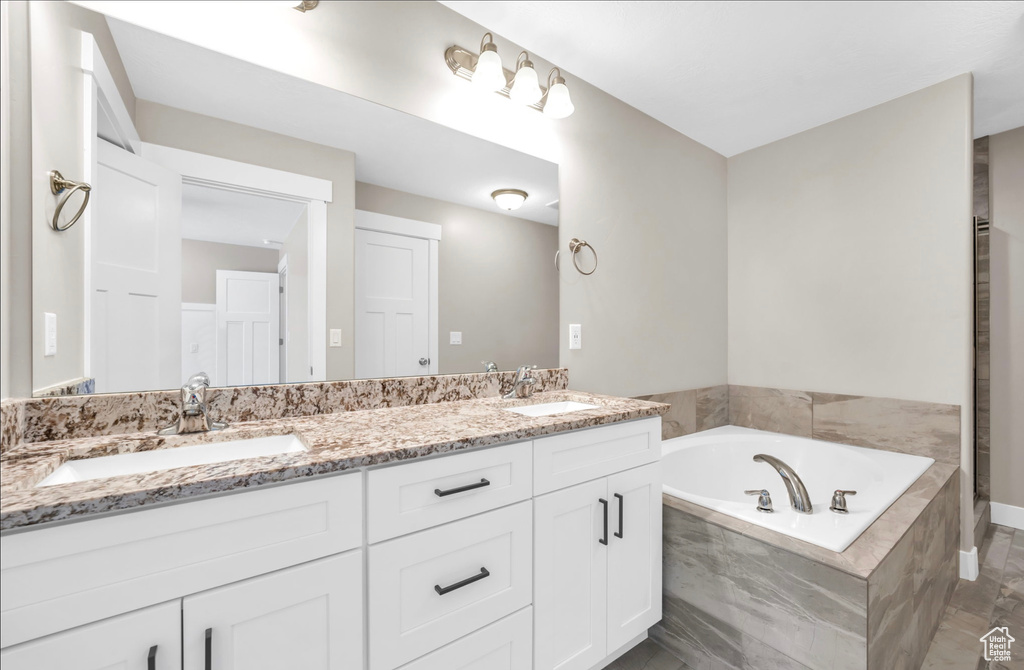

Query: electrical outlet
[[450, 331, 462, 345], [330, 329, 342, 347], [44, 312, 57, 357], [569, 323, 582, 350]]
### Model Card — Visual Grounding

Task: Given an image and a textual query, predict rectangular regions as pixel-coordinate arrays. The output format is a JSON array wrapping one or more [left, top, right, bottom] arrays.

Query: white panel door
[[606, 463, 662, 651], [0, 600, 181, 670], [92, 139, 181, 393], [183, 551, 363, 670], [355, 228, 429, 378], [215, 270, 279, 387], [534, 478, 608, 670]]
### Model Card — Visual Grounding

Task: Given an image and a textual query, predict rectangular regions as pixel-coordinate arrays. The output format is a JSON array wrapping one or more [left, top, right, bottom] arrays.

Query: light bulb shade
[[509, 64, 543, 105], [472, 49, 507, 92], [492, 189, 528, 211], [543, 81, 575, 119]]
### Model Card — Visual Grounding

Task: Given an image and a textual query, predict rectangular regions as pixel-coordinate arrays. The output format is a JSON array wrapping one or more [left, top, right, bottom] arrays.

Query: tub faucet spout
[[753, 454, 813, 514]]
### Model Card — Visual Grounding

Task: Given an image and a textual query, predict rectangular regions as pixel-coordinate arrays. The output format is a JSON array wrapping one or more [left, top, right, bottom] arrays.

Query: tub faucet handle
[[830, 490, 857, 514], [744, 489, 773, 513]]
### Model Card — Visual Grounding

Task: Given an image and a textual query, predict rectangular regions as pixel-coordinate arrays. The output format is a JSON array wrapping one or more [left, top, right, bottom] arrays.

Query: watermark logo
[[981, 626, 1015, 663]]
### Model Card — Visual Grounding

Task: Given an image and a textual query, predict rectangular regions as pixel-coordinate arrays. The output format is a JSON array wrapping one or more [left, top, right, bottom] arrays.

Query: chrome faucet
[[158, 372, 228, 435], [753, 454, 813, 514], [482, 360, 498, 373], [503, 365, 537, 399]]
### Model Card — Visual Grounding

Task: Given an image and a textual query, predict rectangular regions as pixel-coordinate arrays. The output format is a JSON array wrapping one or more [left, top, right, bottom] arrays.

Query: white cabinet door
[[606, 462, 662, 651], [183, 551, 363, 670], [534, 478, 608, 670], [0, 600, 180, 670]]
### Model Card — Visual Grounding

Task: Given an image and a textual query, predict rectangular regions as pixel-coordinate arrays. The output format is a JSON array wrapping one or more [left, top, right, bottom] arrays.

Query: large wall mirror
[[29, 1, 559, 397]]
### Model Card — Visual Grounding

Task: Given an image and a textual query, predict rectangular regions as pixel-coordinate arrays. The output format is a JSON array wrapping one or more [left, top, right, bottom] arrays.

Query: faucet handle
[[744, 489, 774, 513], [829, 490, 857, 514]]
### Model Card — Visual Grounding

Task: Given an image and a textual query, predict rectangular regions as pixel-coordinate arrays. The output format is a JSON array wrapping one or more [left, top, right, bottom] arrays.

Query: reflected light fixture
[[492, 189, 528, 211], [543, 68, 575, 119], [509, 52, 543, 106], [273, 1, 319, 12], [472, 33, 507, 92], [444, 34, 575, 118]]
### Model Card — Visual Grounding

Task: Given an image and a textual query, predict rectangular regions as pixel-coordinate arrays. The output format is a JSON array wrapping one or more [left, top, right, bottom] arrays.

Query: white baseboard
[[991, 502, 1024, 531], [960, 547, 979, 581]]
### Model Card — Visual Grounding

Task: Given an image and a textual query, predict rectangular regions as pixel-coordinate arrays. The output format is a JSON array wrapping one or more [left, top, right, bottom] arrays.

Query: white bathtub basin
[[36, 435, 308, 487], [503, 401, 599, 417], [661, 426, 934, 552]]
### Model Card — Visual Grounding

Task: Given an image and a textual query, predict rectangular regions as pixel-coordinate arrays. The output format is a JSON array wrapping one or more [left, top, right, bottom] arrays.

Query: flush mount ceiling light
[[492, 189, 528, 211], [273, 1, 318, 12], [445, 35, 575, 118]]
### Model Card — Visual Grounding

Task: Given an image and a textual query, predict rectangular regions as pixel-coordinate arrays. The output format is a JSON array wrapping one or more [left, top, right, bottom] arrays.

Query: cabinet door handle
[[434, 567, 490, 595], [614, 493, 624, 539], [434, 478, 490, 497], [599, 498, 609, 545], [148, 645, 157, 670], [205, 628, 212, 670]]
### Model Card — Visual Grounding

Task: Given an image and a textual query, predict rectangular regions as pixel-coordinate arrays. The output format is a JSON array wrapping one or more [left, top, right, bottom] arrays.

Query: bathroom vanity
[[0, 392, 665, 670]]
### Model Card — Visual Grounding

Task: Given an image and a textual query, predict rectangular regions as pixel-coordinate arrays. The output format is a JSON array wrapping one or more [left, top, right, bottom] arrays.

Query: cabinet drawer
[[367, 442, 532, 543], [368, 502, 533, 670], [398, 607, 532, 670], [534, 418, 661, 494], [0, 473, 362, 647]]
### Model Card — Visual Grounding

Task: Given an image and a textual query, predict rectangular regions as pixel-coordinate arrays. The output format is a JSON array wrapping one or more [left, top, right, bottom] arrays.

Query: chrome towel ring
[[49, 170, 92, 232], [554, 238, 599, 275]]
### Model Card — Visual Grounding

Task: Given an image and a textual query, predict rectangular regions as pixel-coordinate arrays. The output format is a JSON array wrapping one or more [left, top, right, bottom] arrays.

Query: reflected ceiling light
[[263, 239, 283, 246], [543, 68, 575, 119], [444, 35, 575, 118], [492, 189, 528, 211], [509, 52, 543, 106], [272, 1, 318, 12], [472, 33, 507, 92]]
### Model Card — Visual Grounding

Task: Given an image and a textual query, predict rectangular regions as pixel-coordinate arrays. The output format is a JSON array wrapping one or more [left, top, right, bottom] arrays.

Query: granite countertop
[[0, 390, 667, 532]]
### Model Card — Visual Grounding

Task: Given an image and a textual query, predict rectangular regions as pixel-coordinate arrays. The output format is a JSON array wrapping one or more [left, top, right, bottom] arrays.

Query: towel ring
[[49, 170, 92, 232], [568, 237, 597, 275]]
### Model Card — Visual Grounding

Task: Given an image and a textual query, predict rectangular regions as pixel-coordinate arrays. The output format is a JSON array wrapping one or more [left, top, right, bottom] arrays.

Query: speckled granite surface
[[0, 390, 666, 531], [17, 369, 569, 443], [1, 399, 25, 456]]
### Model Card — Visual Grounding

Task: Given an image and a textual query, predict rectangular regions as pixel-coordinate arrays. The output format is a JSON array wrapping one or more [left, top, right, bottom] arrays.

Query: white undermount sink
[[503, 401, 600, 417], [36, 434, 308, 488]]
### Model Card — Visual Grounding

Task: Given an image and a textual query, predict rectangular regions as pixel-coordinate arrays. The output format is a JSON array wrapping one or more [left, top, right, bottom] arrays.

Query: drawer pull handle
[[434, 567, 490, 595], [614, 493, 624, 539], [434, 478, 490, 497], [599, 498, 609, 545], [148, 645, 158, 670], [205, 628, 212, 670]]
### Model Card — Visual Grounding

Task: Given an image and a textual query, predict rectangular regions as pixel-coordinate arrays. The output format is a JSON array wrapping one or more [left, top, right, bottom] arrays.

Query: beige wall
[[136, 100, 357, 381], [989, 126, 1024, 509], [281, 217, 309, 382], [1, 2, 11, 399], [77, 0, 729, 398], [356, 182, 559, 374], [180, 239, 279, 305], [727, 75, 975, 549], [28, 1, 136, 393]]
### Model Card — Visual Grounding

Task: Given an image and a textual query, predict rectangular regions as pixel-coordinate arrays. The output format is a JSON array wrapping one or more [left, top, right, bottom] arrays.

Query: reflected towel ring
[[568, 237, 597, 275], [49, 170, 92, 232]]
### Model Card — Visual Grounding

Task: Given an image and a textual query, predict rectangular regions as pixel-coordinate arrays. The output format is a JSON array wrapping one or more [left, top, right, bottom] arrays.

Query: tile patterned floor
[[609, 524, 1023, 670]]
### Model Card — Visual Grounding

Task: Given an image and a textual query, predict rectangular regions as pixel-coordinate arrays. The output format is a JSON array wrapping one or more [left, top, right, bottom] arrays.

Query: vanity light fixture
[[444, 35, 575, 118], [509, 52, 543, 106], [491, 189, 528, 211], [471, 33, 507, 92]]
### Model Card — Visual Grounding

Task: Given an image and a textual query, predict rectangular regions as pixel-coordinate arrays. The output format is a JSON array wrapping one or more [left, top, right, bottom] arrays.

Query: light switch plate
[[189, 343, 199, 354], [569, 324, 582, 350], [44, 312, 57, 357], [450, 331, 462, 345], [330, 329, 343, 347]]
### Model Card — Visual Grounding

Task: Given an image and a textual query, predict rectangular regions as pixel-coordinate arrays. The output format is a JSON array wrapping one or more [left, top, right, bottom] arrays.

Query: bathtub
[[661, 426, 934, 552]]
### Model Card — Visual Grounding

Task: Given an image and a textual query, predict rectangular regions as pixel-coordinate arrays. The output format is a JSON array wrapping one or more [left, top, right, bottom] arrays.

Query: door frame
[[354, 210, 440, 376], [143, 143, 332, 383]]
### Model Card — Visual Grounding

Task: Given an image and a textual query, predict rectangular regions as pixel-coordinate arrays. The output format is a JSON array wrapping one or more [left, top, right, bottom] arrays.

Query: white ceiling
[[106, 18, 559, 226], [181, 184, 307, 249], [441, 1, 1024, 157]]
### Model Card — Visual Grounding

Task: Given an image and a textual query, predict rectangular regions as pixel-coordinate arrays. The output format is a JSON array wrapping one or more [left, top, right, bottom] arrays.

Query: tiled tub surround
[[0, 368, 568, 450], [654, 468, 960, 670], [0, 389, 665, 531], [635, 385, 730, 440]]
